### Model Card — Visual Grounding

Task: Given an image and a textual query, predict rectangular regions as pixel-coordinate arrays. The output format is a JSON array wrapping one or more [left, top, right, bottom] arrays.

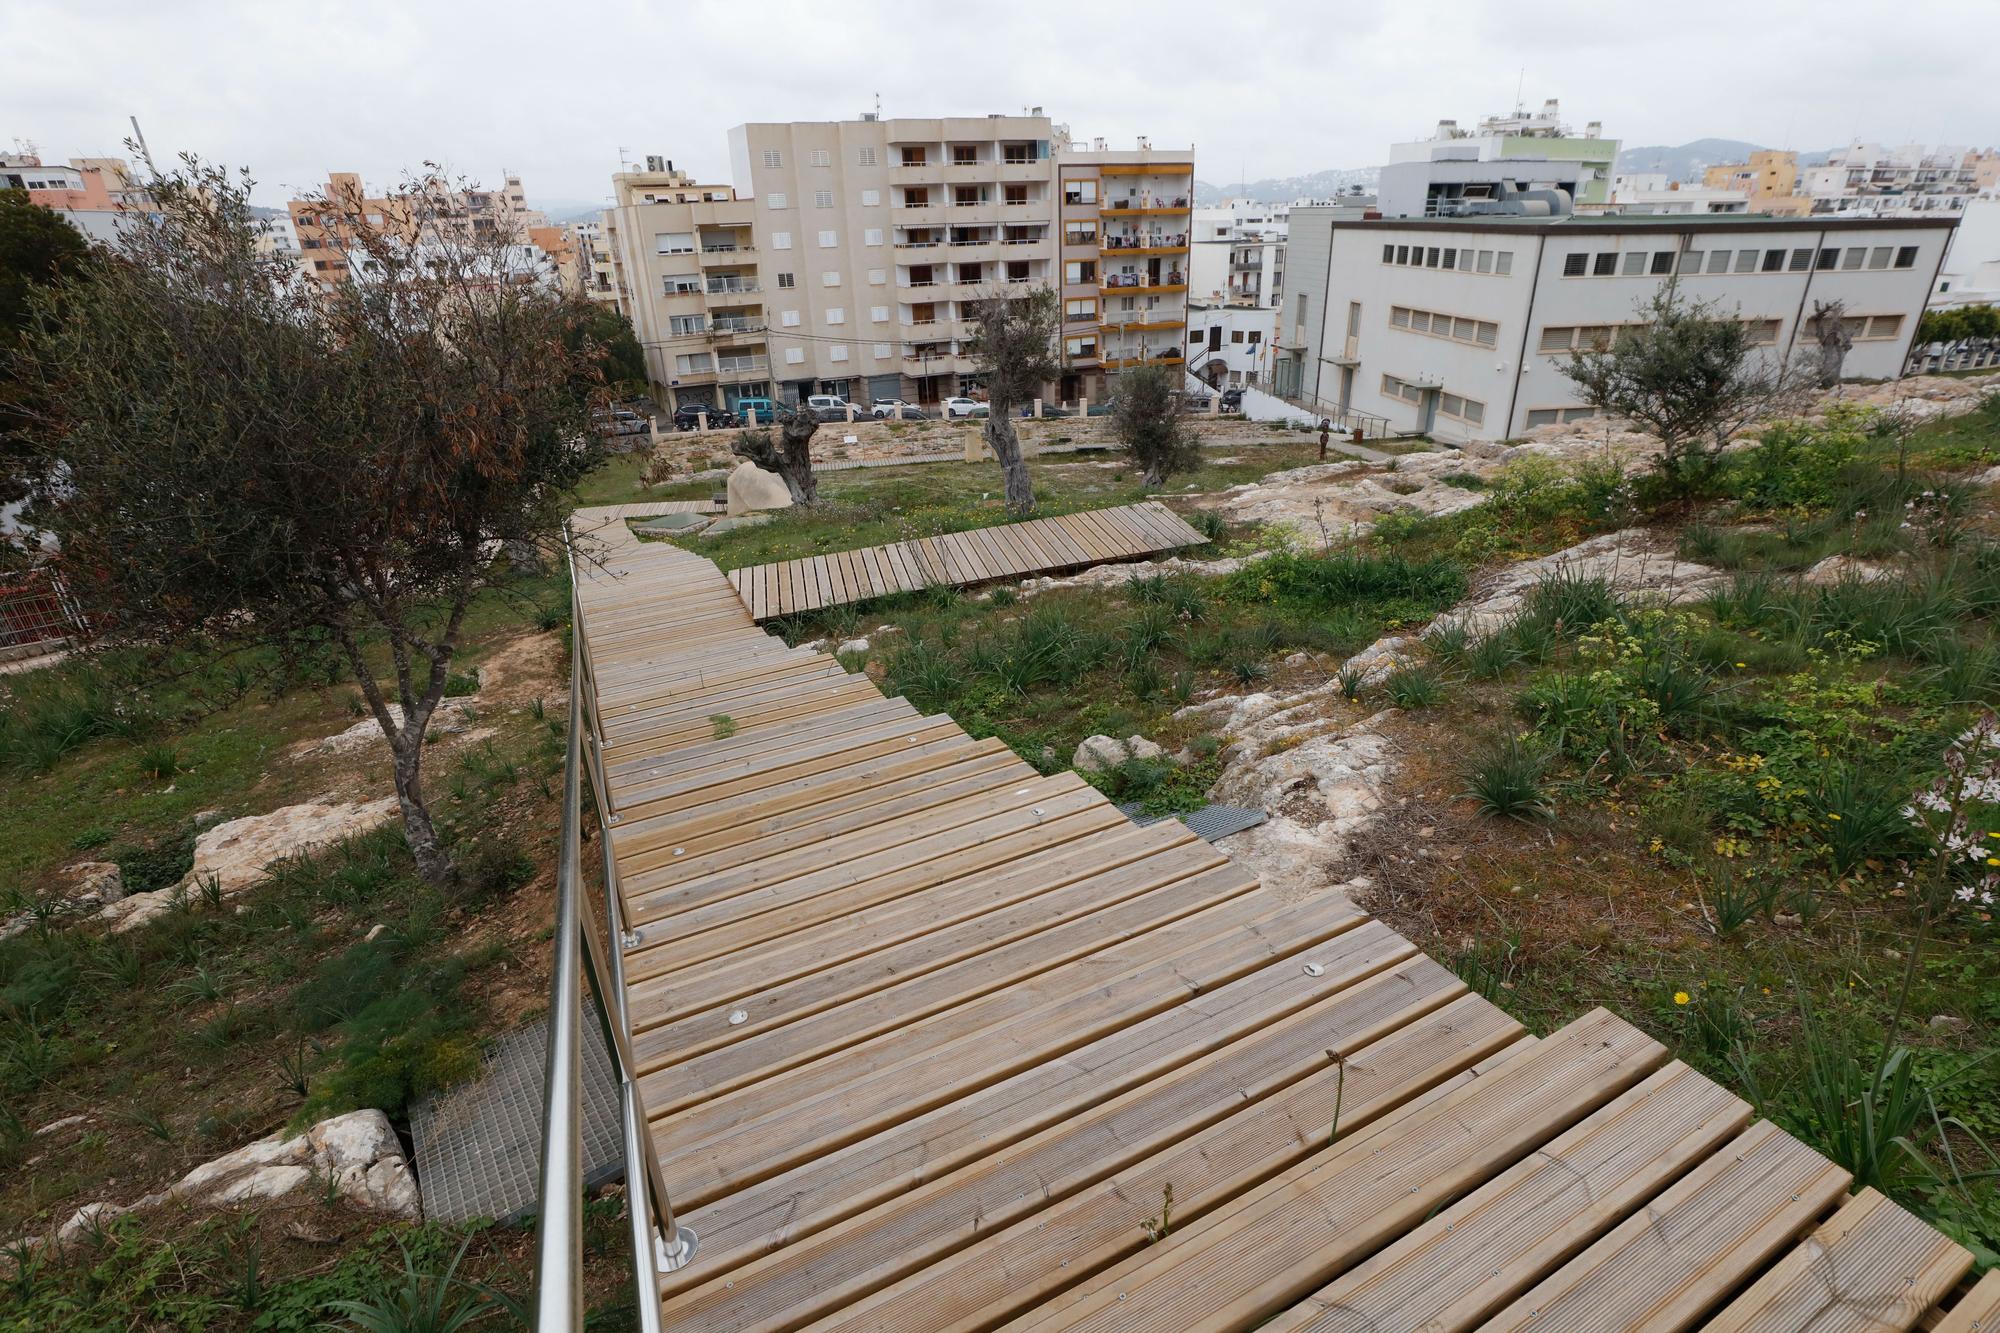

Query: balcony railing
[[1102, 272, 1186, 289], [705, 280, 759, 295], [716, 356, 768, 374], [708, 319, 766, 337], [1101, 196, 1193, 213]]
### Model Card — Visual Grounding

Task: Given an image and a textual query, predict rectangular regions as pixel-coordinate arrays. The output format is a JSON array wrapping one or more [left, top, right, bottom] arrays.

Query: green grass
[[630, 445, 1322, 573]]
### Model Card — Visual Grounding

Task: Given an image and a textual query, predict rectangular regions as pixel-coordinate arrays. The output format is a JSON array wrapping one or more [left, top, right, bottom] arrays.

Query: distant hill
[[1615, 139, 1834, 182], [1194, 167, 1378, 206], [542, 203, 609, 225]]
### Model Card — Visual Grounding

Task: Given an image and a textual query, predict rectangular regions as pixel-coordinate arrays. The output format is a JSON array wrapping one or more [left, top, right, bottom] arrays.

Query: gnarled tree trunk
[[731, 413, 820, 504], [982, 405, 1034, 514]]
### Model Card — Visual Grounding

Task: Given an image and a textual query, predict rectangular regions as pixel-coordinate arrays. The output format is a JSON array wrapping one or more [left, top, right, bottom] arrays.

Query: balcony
[[902, 351, 974, 375], [1102, 317, 1184, 333], [944, 238, 1001, 264], [698, 243, 756, 265], [716, 356, 769, 379], [996, 159, 1045, 183], [1100, 351, 1186, 370], [891, 203, 941, 225], [1100, 274, 1186, 294], [1105, 236, 1190, 257], [1100, 197, 1193, 216], [704, 279, 759, 296], [708, 319, 767, 340]]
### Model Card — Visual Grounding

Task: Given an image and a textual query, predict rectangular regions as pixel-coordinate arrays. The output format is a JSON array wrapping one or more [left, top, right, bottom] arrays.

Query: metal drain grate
[[1117, 802, 1267, 841], [409, 1001, 624, 1224]]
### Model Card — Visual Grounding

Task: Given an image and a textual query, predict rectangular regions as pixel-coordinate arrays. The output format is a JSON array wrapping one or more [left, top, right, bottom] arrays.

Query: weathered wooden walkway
[[723, 500, 1206, 620], [570, 502, 1989, 1332]]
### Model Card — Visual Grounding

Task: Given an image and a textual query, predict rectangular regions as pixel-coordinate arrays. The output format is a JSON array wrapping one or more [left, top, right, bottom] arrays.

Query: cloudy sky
[[5, 0, 1995, 211]]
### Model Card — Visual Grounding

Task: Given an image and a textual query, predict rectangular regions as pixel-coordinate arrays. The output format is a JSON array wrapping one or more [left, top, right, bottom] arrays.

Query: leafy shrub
[[1518, 568, 1620, 639], [1723, 415, 1863, 511], [1231, 550, 1464, 620]]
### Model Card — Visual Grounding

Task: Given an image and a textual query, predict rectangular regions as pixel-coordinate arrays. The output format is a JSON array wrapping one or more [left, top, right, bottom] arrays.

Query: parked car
[[735, 397, 784, 425], [942, 397, 988, 419], [871, 399, 928, 420], [590, 407, 649, 437], [1175, 391, 1214, 414], [1221, 387, 1244, 410], [805, 393, 861, 422], [672, 402, 737, 431], [1017, 403, 1076, 418]]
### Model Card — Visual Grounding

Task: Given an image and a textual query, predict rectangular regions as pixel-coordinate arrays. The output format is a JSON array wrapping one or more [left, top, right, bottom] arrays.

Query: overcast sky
[[5, 0, 1996, 211]]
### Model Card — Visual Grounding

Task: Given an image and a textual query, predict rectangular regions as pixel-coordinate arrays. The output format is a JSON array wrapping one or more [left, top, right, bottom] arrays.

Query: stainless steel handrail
[[534, 521, 697, 1331]]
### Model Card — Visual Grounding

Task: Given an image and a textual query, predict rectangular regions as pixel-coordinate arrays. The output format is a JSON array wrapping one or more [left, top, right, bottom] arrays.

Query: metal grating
[[409, 1000, 624, 1224], [1117, 802, 1267, 841]]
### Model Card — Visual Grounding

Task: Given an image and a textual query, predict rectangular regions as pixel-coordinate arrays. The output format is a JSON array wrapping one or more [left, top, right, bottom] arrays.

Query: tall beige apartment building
[[601, 117, 1193, 413]]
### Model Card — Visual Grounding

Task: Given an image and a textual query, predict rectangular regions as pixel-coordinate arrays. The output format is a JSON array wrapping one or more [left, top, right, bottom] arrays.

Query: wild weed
[[1382, 665, 1442, 710], [1459, 734, 1552, 821]]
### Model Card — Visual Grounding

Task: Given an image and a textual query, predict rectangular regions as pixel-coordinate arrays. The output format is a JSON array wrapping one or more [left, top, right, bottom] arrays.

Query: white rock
[[99, 798, 399, 934], [1339, 635, 1421, 688], [1437, 529, 1727, 638], [835, 637, 870, 656], [1803, 554, 1900, 587], [58, 861, 125, 907], [54, 1201, 129, 1246], [317, 699, 474, 754], [35, 1114, 88, 1137], [725, 462, 794, 516], [1071, 734, 1167, 773]]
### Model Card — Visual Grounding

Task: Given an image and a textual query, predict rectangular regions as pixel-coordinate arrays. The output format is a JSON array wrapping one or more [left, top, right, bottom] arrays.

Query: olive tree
[[1112, 364, 1202, 487], [1806, 299, 1854, 388], [21, 159, 609, 886], [965, 287, 1060, 514], [0, 190, 93, 567], [1560, 286, 1809, 493], [730, 409, 820, 504]]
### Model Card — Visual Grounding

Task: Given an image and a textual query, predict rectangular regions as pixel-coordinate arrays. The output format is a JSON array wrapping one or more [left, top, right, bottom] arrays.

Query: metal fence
[[0, 567, 84, 660]]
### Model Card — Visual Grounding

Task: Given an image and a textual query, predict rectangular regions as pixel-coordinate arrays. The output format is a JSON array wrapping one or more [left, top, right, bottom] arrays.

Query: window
[[1736, 249, 1760, 273], [1860, 314, 1905, 339], [1248, 331, 1261, 344], [1063, 179, 1097, 205], [1525, 409, 1560, 428], [813, 229, 835, 248], [1495, 251, 1513, 275], [1762, 249, 1785, 272], [1538, 325, 1571, 353], [1868, 246, 1892, 270], [1593, 252, 1618, 276], [1230, 330, 1245, 343], [865, 228, 884, 247], [867, 268, 885, 285], [776, 272, 795, 289], [1064, 260, 1096, 283], [1065, 297, 1096, 320], [655, 232, 693, 254], [1650, 251, 1675, 275], [1395, 244, 1410, 264], [826, 307, 845, 324], [1707, 251, 1732, 274], [784, 347, 805, 364], [861, 190, 880, 207], [663, 273, 700, 294], [1743, 319, 1780, 346], [1840, 247, 1864, 271], [1391, 304, 1497, 348], [829, 345, 848, 362], [953, 145, 978, 165], [668, 314, 706, 336], [674, 353, 712, 373], [1383, 244, 1395, 263], [1894, 246, 1919, 268], [1475, 250, 1493, 274], [900, 148, 926, 167], [780, 310, 801, 327], [822, 270, 841, 286], [771, 231, 792, 250], [814, 190, 834, 208], [761, 149, 782, 169], [1789, 248, 1813, 271], [873, 343, 891, 358], [858, 147, 877, 167], [871, 305, 889, 321], [809, 149, 830, 168], [1425, 247, 1440, 267], [1442, 248, 1457, 270], [768, 191, 788, 210], [1679, 251, 1702, 274], [1065, 336, 1097, 357], [1619, 251, 1645, 276], [1816, 247, 1839, 270]]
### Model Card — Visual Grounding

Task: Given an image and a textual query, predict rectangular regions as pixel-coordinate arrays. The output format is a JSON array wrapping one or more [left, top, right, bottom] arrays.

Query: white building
[[1189, 201, 1289, 306], [1379, 100, 1619, 217], [1187, 301, 1277, 388], [1931, 195, 2000, 310], [1802, 143, 1986, 218], [1283, 212, 1953, 443], [1603, 174, 1751, 215]]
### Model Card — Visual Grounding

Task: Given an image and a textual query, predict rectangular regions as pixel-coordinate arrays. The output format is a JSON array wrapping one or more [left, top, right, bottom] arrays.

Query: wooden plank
[[1265, 1061, 1750, 1332], [672, 918, 1419, 1281], [1481, 1120, 1853, 1332], [1011, 1009, 1665, 1331], [1705, 1188, 1972, 1333], [662, 977, 1512, 1333], [1935, 1270, 2000, 1333]]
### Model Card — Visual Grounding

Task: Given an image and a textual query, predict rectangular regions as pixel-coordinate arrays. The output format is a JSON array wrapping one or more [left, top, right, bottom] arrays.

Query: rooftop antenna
[[874, 91, 882, 120], [1513, 69, 1525, 116], [129, 114, 157, 174]]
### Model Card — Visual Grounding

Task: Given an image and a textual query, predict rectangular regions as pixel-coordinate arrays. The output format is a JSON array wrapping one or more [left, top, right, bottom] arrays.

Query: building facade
[[601, 117, 1191, 412], [1284, 213, 1952, 443], [1799, 143, 1989, 217], [287, 170, 549, 286], [1702, 151, 1811, 215], [0, 151, 154, 243], [1187, 301, 1278, 389]]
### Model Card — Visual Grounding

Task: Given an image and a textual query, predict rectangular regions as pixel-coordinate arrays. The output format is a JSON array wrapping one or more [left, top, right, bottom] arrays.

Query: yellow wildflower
[[1673, 991, 1691, 1006]]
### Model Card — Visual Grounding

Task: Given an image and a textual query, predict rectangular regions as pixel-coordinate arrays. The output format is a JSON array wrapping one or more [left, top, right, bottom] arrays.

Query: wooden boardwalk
[[723, 501, 1206, 621], [570, 502, 1988, 1332]]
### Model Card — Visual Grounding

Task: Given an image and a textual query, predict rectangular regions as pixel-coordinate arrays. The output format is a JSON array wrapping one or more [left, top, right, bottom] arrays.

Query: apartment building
[[1060, 145, 1195, 395], [1284, 212, 1953, 444], [1603, 174, 1752, 215], [601, 117, 1193, 412], [599, 164, 765, 410], [0, 151, 154, 243], [287, 170, 549, 285], [1799, 143, 1992, 218], [1703, 151, 1811, 216], [1190, 202, 1289, 309]]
